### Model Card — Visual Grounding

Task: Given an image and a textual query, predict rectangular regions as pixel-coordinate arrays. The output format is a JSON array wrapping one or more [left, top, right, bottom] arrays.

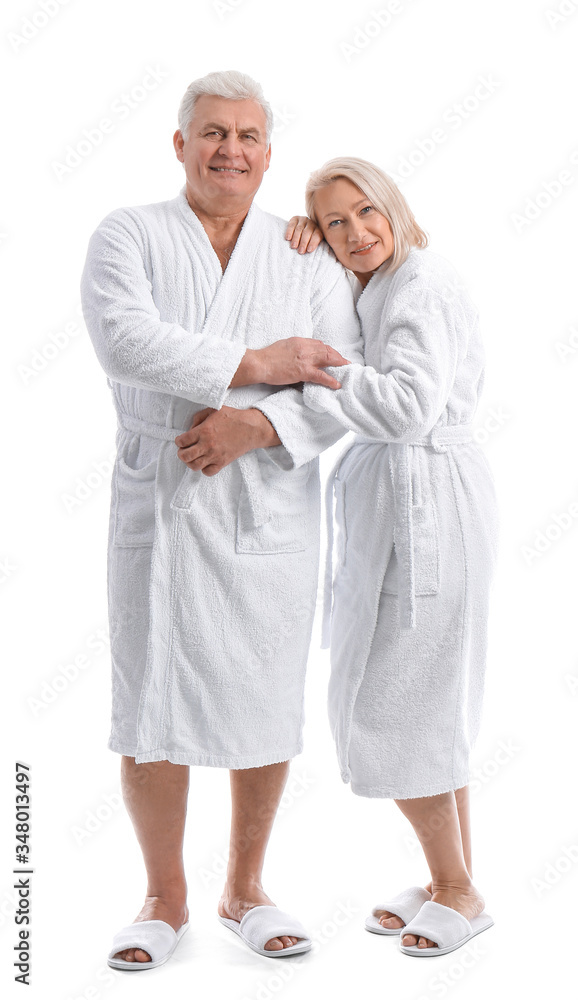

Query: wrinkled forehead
[[191, 94, 267, 135]]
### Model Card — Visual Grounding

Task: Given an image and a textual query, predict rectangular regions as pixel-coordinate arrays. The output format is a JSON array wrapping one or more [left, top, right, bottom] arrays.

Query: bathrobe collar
[[175, 183, 263, 287]]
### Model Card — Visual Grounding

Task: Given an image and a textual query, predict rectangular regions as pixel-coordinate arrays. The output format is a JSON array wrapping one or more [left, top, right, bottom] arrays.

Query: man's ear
[[264, 143, 272, 172], [173, 129, 184, 162]]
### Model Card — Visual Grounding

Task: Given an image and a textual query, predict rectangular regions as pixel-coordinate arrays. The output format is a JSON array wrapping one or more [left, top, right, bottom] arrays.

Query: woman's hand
[[231, 337, 350, 390], [285, 216, 324, 253]]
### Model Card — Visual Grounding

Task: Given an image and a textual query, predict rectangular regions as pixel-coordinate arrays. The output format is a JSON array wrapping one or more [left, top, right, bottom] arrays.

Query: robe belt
[[321, 423, 475, 646], [117, 411, 270, 528]]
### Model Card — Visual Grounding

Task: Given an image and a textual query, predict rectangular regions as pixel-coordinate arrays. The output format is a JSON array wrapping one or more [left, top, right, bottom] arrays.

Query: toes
[[379, 914, 404, 929], [401, 933, 418, 947], [264, 937, 284, 951], [264, 935, 300, 950], [114, 947, 151, 963]]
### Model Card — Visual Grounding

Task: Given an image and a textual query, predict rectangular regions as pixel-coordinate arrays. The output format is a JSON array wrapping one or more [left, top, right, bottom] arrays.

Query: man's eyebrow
[[200, 121, 262, 135], [322, 198, 370, 219]]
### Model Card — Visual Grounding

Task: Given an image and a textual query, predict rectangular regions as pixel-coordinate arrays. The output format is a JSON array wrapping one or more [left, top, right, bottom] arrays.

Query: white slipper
[[365, 886, 432, 935], [107, 919, 189, 970], [218, 904, 312, 958], [399, 900, 494, 957]]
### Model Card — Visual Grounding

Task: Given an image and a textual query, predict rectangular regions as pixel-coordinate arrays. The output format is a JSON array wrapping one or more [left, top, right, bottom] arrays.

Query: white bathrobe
[[80, 184, 364, 767], [287, 247, 500, 799]]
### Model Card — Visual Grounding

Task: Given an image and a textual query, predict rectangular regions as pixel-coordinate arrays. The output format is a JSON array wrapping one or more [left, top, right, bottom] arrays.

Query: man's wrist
[[229, 348, 264, 387], [248, 407, 281, 447]]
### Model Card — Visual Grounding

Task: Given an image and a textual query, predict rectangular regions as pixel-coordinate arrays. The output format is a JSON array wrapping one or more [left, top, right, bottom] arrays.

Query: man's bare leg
[[218, 761, 302, 952], [375, 784, 474, 934], [111, 756, 190, 963]]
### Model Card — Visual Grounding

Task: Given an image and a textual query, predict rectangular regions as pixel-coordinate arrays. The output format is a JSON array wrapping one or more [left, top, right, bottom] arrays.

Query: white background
[[2, 0, 578, 997]]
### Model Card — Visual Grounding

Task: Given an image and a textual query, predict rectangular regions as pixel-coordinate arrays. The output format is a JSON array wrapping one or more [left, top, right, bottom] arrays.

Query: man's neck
[[185, 186, 252, 245]]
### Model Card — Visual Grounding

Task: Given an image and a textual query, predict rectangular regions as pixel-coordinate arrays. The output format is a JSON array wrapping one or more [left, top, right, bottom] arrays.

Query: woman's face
[[313, 177, 395, 286]]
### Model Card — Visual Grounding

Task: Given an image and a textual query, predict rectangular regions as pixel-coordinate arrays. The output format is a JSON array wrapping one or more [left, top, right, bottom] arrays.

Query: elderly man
[[80, 69, 364, 968]]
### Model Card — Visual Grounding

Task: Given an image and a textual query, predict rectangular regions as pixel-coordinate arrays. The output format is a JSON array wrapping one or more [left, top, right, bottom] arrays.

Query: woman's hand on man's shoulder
[[285, 216, 324, 254]]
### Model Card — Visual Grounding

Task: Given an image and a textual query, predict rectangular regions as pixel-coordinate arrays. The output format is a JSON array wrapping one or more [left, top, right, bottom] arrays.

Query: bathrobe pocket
[[381, 500, 440, 595], [112, 439, 157, 548], [235, 461, 311, 554]]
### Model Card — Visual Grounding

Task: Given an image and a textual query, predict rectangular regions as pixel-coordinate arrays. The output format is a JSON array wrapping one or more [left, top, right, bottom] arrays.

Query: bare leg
[[394, 788, 484, 949], [218, 760, 302, 952], [112, 756, 190, 963], [376, 784, 474, 934]]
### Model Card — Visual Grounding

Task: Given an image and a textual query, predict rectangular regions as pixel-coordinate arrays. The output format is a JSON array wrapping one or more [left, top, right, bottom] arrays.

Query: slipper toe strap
[[401, 901, 472, 950], [109, 919, 176, 962], [372, 886, 432, 924], [239, 906, 310, 950]]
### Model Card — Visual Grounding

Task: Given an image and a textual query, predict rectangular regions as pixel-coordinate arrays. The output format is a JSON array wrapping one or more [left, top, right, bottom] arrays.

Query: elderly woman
[[283, 158, 500, 957]]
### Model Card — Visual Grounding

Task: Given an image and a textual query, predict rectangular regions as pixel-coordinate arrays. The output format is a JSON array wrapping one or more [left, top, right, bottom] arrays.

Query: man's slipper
[[399, 900, 494, 957], [218, 904, 312, 958], [107, 919, 189, 970], [365, 886, 432, 935]]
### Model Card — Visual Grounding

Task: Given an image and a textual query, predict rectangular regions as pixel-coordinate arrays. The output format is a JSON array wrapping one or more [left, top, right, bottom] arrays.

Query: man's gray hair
[[178, 70, 274, 145]]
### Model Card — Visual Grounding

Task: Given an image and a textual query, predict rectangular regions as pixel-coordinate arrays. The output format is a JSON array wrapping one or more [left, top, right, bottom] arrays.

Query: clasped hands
[[174, 330, 350, 477]]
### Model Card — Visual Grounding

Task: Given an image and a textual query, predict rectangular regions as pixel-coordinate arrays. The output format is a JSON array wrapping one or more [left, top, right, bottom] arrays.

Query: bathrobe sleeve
[[251, 251, 366, 470], [80, 211, 247, 408], [298, 277, 472, 441]]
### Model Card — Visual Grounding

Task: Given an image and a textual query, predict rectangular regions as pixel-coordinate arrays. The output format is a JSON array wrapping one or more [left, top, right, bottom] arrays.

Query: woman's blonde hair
[[305, 156, 428, 274]]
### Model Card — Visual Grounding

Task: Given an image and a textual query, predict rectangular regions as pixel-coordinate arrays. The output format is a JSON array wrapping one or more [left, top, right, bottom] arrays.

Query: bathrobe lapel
[[171, 194, 272, 528]]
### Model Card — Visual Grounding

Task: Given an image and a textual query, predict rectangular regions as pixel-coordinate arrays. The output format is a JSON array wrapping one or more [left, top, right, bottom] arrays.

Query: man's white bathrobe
[[80, 184, 364, 767], [289, 247, 500, 799]]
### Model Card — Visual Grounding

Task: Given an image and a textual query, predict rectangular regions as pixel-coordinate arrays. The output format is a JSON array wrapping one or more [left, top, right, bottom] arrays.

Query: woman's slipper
[[107, 919, 189, 970], [399, 900, 494, 957], [365, 886, 432, 935], [218, 904, 312, 958]]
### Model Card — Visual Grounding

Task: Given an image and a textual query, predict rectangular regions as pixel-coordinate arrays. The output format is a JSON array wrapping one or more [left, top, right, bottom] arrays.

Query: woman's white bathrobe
[[79, 184, 364, 768], [297, 247, 500, 799]]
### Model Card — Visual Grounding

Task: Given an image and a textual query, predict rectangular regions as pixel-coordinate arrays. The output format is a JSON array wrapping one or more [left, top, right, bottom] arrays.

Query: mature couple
[[80, 68, 499, 967]]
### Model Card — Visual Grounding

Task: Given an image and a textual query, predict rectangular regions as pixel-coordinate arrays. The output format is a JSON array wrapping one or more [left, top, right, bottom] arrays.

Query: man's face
[[174, 94, 271, 209]]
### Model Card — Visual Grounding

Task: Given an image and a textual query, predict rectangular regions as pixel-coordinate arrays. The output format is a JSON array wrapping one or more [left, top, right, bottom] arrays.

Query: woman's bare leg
[[218, 760, 302, 952], [111, 756, 190, 963], [376, 784, 475, 935], [391, 788, 484, 949]]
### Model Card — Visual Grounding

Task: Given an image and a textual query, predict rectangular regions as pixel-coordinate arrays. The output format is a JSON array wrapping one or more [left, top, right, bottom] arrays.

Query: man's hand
[[174, 405, 281, 476], [230, 337, 350, 390]]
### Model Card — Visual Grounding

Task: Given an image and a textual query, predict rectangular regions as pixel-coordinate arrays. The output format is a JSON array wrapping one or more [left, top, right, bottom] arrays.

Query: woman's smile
[[351, 241, 379, 256]]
